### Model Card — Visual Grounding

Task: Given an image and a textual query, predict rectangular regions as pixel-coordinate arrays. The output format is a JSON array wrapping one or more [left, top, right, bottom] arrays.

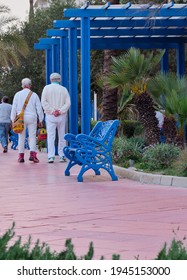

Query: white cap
[[21, 78, 31, 88], [50, 72, 61, 82]]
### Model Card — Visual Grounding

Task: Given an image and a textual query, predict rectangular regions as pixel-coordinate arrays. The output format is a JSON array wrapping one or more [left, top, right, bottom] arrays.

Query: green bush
[[142, 144, 180, 171], [112, 136, 145, 164], [0, 224, 119, 260], [171, 148, 187, 177], [1, 225, 187, 259], [156, 238, 187, 260], [120, 120, 144, 138]]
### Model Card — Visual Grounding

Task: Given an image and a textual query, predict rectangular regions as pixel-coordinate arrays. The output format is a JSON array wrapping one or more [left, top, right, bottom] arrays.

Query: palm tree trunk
[[134, 92, 160, 145], [29, 0, 34, 21], [102, 0, 119, 121]]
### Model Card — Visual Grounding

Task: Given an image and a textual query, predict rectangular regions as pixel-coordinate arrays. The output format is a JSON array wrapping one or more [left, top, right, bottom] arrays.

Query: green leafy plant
[[0, 224, 119, 260], [112, 136, 144, 164], [1, 224, 187, 260], [142, 144, 180, 171]]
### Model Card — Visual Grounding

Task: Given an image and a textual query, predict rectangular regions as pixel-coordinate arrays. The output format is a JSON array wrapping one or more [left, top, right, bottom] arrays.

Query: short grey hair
[[50, 72, 61, 82], [22, 78, 32, 88]]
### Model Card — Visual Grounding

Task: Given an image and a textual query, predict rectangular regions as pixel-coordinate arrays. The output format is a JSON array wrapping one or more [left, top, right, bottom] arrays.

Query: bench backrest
[[90, 119, 119, 147]]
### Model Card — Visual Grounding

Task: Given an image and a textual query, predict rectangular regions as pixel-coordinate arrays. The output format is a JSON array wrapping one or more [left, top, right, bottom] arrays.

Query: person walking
[[41, 73, 71, 163], [11, 78, 44, 163], [0, 96, 12, 153]]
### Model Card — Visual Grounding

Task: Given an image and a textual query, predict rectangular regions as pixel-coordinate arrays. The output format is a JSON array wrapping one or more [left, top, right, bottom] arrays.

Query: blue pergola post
[[161, 49, 169, 74], [46, 48, 52, 84], [81, 17, 90, 134], [60, 36, 69, 89], [69, 28, 78, 135], [176, 43, 185, 77], [52, 42, 60, 73]]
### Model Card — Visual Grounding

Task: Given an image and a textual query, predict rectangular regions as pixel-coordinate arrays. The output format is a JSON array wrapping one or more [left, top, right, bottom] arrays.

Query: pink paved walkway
[[0, 147, 187, 259]]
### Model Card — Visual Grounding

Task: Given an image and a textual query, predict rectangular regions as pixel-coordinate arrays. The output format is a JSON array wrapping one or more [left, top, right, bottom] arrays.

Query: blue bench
[[63, 119, 119, 182], [9, 130, 30, 150]]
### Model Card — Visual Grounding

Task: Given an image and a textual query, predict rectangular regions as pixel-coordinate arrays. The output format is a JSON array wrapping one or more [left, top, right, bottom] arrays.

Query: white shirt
[[156, 111, 164, 129], [11, 88, 44, 122], [41, 83, 71, 115]]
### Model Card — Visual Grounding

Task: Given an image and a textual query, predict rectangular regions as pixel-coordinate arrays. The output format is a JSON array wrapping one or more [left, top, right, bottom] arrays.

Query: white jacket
[[41, 83, 71, 115], [11, 88, 44, 122]]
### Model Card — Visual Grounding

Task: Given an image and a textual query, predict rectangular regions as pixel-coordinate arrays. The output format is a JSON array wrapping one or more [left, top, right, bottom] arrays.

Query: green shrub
[[120, 120, 144, 138], [0, 224, 119, 260], [156, 238, 187, 260], [1, 225, 187, 260], [142, 144, 180, 171], [112, 136, 145, 164], [171, 148, 187, 177]]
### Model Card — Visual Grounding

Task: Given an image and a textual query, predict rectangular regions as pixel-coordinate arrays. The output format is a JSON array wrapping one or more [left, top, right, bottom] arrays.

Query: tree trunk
[[102, 0, 119, 121], [134, 92, 160, 145], [29, 0, 34, 21]]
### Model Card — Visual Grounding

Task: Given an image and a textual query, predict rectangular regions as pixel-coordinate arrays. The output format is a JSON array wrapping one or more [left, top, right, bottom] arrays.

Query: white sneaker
[[59, 156, 66, 162], [48, 157, 55, 163]]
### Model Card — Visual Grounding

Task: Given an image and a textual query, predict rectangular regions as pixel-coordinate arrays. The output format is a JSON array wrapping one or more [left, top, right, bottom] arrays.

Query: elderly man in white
[[11, 78, 44, 163], [41, 73, 71, 163]]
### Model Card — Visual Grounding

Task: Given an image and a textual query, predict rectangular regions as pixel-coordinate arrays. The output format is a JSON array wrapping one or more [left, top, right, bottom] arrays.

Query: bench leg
[[102, 159, 118, 181], [95, 169, 101, 176], [64, 160, 78, 176], [77, 165, 91, 182]]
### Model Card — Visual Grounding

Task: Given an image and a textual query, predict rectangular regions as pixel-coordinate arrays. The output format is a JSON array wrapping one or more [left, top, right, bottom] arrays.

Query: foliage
[[148, 73, 187, 139], [120, 120, 144, 138], [0, 224, 119, 260], [1, 224, 187, 260], [170, 148, 187, 177], [37, 139, 47, 151], [0, 5, 28, 68], [107, 48, 164, 95], [156, 238, 187, 260], [112, 136, 144, 164], [142, 144, 180, 171], [0, 0, 76, 98]]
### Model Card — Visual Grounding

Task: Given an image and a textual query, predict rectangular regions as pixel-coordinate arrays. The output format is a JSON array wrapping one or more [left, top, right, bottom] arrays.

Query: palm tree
[[0, 5, 28, 68], [149, 73, 187, 145], [106, 48, 165, 145]]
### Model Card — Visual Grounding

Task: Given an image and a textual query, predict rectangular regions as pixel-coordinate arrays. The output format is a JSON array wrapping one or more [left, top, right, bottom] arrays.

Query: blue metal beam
[[54, 18, 187, 29], [39, 38, 60, 45], [177, 43, 185, 77], [69, 28, 78, 135], [60, 37, 69, 89], [81, 17, 90, 134], [64, 7, 187, 18], [49, 27, 187, 37], [161, 49, 169, 74], [47, 29, 68, 37], [34, 43, 51, 50]]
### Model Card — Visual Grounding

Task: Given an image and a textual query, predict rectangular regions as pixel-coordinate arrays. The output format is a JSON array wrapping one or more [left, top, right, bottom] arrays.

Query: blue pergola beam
[[39, 38, 60, 45], [34, 43, 51, 50], [64, 6, 187, 18], [47, 29, 68, 36], [49, 27, 187, 37], [54, 18, 187, 28]]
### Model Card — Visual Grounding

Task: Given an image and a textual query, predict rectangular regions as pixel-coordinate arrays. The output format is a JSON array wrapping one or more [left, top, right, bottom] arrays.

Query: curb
[[114, 166, 187, 188]]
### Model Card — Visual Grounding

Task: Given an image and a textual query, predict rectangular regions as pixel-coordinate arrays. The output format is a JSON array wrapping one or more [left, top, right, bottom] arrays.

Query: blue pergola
[[34, 2, 187, 135]]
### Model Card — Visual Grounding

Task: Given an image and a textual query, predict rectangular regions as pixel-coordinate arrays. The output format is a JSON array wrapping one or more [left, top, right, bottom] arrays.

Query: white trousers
[[45, 114, 67, 158], [18, 115, 37, 153]]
